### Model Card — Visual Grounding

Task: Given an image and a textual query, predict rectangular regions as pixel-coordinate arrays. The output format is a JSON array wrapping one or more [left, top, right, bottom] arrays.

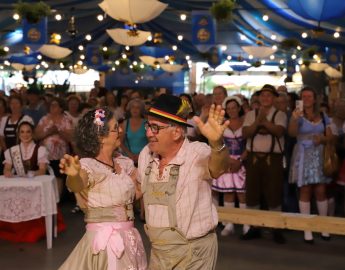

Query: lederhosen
[[9, 144, 39, 176], [142, 160, 217, 270], [245, 109, 284, 208], [4, 115, 24, 149]]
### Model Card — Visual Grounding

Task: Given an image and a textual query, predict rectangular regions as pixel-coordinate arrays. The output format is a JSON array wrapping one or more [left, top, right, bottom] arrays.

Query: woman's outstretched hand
[[59, 154, 81, 176]]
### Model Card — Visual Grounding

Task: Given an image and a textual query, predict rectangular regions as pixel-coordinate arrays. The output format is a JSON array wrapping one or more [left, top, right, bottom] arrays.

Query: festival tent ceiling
[[0, 0, 344, 70]]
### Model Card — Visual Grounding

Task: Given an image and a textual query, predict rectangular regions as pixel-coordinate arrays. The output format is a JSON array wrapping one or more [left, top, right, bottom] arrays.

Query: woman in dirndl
[[59, 107, 147, 270], [212, 96, 249, 236]]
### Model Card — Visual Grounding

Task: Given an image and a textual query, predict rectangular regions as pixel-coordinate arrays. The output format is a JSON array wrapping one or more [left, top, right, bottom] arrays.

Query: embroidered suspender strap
[[142, 161, 181, 227], [166, 165, 180, 228], [142, 161, 153, 194], [9, 145, 26, 176], [269, 109, 279, 154]]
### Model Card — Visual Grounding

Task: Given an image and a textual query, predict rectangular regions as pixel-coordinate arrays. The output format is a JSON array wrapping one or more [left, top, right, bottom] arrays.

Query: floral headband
[[93, 109, 106, 129]]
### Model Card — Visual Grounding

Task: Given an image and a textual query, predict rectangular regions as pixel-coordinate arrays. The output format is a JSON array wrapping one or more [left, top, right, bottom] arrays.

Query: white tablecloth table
[[0, 175, 59, 249]]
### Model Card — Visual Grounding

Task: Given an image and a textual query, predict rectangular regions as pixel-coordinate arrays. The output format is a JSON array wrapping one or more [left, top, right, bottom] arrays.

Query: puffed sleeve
[[37, 146, 49, 164], [3, 149, 12, 165], [79, 158, 107, 189]]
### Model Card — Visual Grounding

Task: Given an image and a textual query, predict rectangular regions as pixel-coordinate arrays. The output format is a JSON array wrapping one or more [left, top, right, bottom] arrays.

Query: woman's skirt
[[289, 143, 331, 187], [212, 155, 246, 193], [59, 221, 147, 270]]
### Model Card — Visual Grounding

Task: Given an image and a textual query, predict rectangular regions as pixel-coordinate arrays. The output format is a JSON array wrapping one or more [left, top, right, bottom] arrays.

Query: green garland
[[14, 1, 51, 24], [279, 38, 301, 51], [210, 0, 236, 22]]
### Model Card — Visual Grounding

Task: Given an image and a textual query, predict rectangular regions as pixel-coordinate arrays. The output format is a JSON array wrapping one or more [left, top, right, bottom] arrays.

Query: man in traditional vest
[[138, 94, 229, 269], [242, 84, 287, 243]]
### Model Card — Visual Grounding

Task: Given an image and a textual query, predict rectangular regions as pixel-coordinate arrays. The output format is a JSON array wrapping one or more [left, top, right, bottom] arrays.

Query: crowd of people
[[1, 80, 345, 269]]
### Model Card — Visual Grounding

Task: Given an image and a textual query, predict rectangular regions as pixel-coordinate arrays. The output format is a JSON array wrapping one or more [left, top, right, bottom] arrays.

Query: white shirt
[[3, 141, 49, 165], [243, 107, 287, 153]]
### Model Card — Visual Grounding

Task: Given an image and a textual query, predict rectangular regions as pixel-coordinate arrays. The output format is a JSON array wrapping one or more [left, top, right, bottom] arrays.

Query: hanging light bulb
[[13, 13, 20, 20], [180, 14, 187, 21]]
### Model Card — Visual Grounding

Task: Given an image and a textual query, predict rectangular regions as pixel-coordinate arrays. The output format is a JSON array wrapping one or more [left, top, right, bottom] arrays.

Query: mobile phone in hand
[[296, 100, 303, 111]]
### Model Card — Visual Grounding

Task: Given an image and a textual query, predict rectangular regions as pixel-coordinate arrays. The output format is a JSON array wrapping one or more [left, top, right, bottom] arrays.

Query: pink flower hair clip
[[94, 109, 106, 128]]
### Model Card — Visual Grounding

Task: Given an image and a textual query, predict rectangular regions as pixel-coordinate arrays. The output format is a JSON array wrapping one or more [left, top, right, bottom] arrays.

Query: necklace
[[94, 158, 116, 173]]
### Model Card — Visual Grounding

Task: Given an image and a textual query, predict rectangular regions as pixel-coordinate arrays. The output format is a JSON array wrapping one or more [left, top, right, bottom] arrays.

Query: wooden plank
[[217, 207, 345, 235]]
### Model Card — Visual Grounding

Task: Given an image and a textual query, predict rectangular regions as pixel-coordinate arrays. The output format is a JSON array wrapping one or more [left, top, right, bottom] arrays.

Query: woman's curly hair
[[75, 107, 114, 157]]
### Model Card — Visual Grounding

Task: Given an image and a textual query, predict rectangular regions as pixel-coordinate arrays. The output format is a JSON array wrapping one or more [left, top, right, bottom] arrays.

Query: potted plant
[[279, 38, 301, 51], [14, 1, 51, 24], [210, 0, 236, 22], [0, 47, 8, 57], [100, 48, 116, 60]]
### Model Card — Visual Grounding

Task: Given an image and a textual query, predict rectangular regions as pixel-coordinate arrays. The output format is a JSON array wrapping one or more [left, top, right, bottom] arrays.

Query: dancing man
[[138, 94, 229, 269]]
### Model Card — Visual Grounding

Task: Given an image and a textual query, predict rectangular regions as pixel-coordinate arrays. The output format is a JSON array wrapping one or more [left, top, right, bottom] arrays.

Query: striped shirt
[[138, 139, 218, 239]]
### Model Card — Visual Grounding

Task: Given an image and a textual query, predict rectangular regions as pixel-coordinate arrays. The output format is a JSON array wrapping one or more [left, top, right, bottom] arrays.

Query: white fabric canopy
[[161, 63, 184, 73], [241, 46, 276, 58], [324, 66, 342, 79], [99, 0, 167, 24], [107, 29, 151, 46], [11, 63, 36, 71], [39, 45, 72, 60], [309, 63, 329, 72], [139, 56, 165, 66]]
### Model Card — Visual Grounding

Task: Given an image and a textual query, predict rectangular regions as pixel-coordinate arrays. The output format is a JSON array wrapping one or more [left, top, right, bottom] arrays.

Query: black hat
[[257, 84, 279, 97], [148, 94, 193, 127]]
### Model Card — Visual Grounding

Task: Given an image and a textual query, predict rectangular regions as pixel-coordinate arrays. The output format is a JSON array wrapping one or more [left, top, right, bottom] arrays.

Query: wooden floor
[[1, 202, 345, 270]]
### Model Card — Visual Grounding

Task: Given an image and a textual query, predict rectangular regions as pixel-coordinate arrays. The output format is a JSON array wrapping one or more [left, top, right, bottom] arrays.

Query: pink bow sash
[[86, 221, 134, 270]]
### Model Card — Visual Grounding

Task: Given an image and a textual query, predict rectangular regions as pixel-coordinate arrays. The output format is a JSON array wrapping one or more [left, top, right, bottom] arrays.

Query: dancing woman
[[59, 107, 147, 270]]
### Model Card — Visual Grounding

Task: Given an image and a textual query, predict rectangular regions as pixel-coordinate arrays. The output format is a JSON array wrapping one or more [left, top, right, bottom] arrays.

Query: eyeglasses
[[144, 121, 173, 135]]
